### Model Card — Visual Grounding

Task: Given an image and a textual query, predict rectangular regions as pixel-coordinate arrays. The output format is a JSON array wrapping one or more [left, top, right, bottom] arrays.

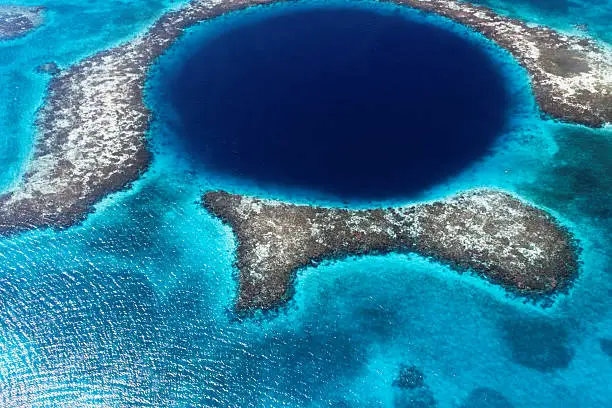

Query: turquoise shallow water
[[0, 0, 190, 191], [0, 0, 611, 407], [465, 0, 612, 44]]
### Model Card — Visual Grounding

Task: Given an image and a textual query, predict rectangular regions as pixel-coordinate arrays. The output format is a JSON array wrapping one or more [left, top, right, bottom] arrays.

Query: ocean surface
[[0, 0, 611, 407]]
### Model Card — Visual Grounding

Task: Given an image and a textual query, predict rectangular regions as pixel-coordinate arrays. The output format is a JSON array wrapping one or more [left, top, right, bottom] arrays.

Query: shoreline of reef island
[[0, 0, 609, 238], [203, 189, 580, 312], [0, 5, 45, 41]]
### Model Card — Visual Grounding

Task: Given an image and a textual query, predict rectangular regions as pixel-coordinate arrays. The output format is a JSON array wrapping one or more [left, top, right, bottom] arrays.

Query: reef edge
[[0, 5, 45, 41], [202, 189, 580, 312]]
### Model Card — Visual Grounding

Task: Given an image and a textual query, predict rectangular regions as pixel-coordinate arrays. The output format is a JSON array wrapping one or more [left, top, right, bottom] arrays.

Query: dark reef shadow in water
[[520, 126, 612, 227], [459, 387, 514, 408], [164, 7, 510, 201], [500, 316, 574, 372], [600, 338, 612, 359], [392, 364, 437, 408]]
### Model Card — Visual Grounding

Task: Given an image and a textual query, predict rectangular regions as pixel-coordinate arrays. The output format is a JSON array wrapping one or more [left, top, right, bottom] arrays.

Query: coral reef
[[203, 189, 578, 311]]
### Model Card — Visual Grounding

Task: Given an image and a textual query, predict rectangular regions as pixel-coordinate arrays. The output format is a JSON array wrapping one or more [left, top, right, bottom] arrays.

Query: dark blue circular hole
[[166, 7, 510, 200]]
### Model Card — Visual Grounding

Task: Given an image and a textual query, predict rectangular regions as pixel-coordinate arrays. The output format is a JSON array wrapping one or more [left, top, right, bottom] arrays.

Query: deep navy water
[[0, 0, 611, 407], [167, 8, 510, 200]]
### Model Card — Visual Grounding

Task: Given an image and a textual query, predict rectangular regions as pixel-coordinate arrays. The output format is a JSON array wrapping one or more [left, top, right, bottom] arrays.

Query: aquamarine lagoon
[[0, 0, 610, 407]]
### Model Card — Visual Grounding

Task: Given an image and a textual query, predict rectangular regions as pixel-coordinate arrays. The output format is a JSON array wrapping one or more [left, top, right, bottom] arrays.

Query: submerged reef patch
[[393, 365, 425, 390], [202, 189, 579, 312], [459, 387, 514, 408], [599, 338, 612, 359], [0, 0, 610, 234], [520, 125, 612, 223], [35, 62, 61, 76], [500, 317, 574, 372], [0, 5, 44, 40], [392, 364, 437, 407]]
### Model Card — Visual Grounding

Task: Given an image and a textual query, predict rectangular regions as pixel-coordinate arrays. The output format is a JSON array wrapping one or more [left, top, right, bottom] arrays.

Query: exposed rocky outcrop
[[203, 190, 579, 311], [0, 0, 271, 235], [0, 5, 44, 40]]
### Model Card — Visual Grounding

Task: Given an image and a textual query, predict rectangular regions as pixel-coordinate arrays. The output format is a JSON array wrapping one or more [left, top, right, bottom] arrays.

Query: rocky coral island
[[0, 0, 609, 234], [0, 5, 44, 40], [203, 190, 579, 311]]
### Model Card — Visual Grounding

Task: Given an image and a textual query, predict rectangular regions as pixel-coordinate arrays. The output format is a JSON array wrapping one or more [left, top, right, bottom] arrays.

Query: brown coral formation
[[203, 190, 579, 311], [0, 5, 44, 40]]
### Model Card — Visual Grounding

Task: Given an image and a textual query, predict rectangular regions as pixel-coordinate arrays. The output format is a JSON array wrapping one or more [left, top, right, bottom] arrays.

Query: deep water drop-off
[[163, 6, 511, 200]]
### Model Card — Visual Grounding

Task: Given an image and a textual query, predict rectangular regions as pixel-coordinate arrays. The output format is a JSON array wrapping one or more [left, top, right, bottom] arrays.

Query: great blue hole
[[166, 7, 510, 200]]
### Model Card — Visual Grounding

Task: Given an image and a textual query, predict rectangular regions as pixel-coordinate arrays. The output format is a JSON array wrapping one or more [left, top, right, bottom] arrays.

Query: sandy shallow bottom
[[0, 0, 610, 406]]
